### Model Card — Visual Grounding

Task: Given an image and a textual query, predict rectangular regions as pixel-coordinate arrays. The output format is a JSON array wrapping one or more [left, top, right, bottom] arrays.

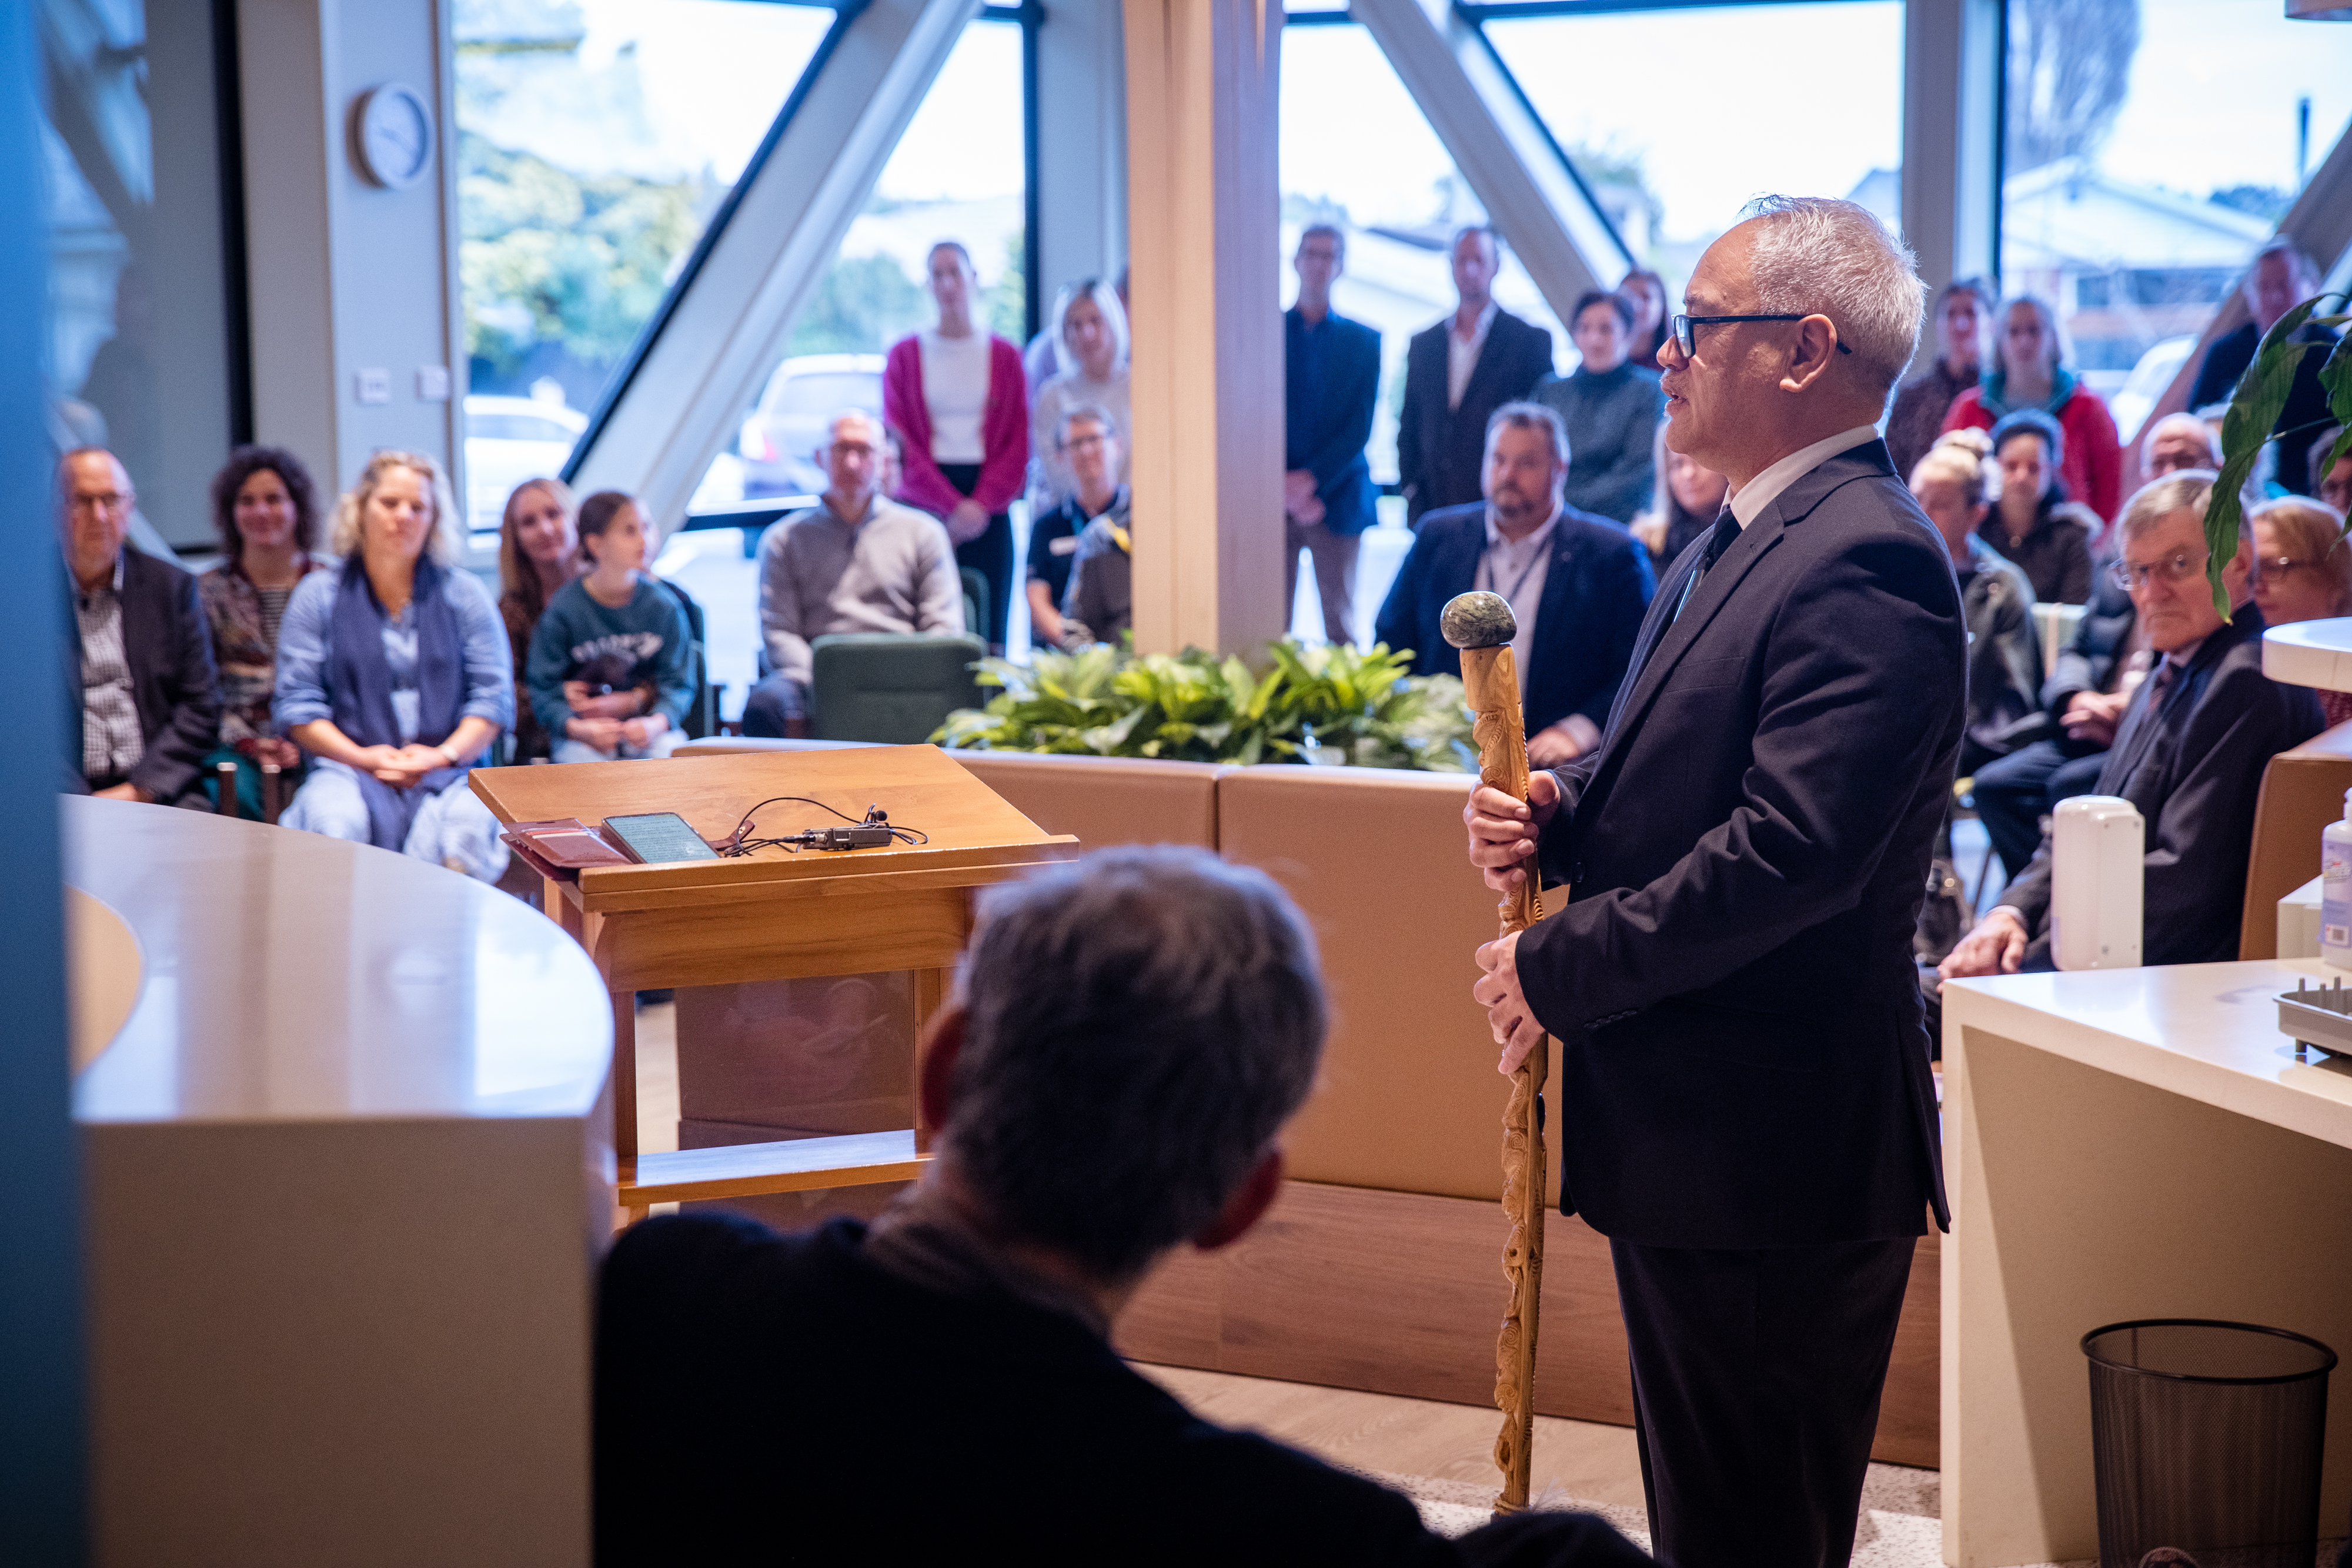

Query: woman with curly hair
[[273, 450, 514, 880], [198, 446, 323, 810]]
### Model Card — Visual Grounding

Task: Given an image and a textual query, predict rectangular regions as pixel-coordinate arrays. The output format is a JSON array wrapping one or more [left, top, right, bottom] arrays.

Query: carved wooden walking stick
[[1442, 590, 1550, 1519]]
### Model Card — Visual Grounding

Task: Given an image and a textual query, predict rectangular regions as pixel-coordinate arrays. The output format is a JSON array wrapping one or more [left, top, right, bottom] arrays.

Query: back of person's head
[[1990, 407, 2065, 468], [575, 489, 639, 567], [943, 846, 1327, 1281], [1913, 429, 1992, 509], [208, 445, 322, 564], [331, 449, 460, 562], [1485, 399, 1569, 466], [2117, 470, 2218, 544], [1738, 194, 1925, 400]]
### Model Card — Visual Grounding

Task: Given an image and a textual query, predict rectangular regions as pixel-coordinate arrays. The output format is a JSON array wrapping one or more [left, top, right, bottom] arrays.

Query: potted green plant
[[2204, 289, 2352, 614]]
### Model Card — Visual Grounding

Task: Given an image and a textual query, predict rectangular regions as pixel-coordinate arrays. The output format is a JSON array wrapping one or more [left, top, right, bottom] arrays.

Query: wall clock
[[353, 83, 433, 190]]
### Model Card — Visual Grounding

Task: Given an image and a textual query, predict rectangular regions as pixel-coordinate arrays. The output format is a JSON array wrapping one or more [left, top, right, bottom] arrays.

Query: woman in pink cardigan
[[884, 241, 1029, 650]]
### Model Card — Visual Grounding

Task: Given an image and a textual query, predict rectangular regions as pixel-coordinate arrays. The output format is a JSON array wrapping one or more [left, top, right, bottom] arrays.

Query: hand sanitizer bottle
[[2323, 788, 2352, 969]]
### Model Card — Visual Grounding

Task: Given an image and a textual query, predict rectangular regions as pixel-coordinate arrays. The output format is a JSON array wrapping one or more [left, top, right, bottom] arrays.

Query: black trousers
[[936, 460, 1012, 651], [1970, 736, 2107, 882], [1609, 1233, 1917, 1568]]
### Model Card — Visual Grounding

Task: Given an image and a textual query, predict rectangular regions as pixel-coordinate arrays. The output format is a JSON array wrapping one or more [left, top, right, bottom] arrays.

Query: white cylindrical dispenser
[[2322, 789, 2352, 968], [2051, 795, 2144, 971]]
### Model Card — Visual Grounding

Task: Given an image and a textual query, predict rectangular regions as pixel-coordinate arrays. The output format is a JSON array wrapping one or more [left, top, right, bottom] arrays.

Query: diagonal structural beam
[[1349, 0, 1632, 322], [568, 0, 982, 523]]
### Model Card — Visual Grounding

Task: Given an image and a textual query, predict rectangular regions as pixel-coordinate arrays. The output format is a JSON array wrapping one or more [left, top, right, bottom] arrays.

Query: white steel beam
[[568, 0, 982, 523], [1350, 0, 1632, 323]]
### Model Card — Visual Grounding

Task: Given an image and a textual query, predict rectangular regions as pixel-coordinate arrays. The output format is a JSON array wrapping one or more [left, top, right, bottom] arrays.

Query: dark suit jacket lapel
[[118, 551, 166, 740], [2101, 617, 2247, 794], [1460, 312, 1524, 422]]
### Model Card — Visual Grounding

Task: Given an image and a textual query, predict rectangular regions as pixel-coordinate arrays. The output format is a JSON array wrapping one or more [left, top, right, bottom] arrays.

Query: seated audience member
[[1283, 223, 1382, 646], [496, 479, 579, 761], [1028, 277, 1130, 519], [594, 846, 1652, 1567], [2250, 494, 2352, 728], [1968, 557, 2144, 882], [1945, 295, 2123, 527], [745, 410, 964, 738], [1617, 266, 1669, 372], [527, 490, 692, 763], [887, 240, 1027, 650], [1885, 277, 1992, 483], [1031, 406, 1128, 650], [2191, 240, 2339, 499], [275, 451, 513, 881], [59, 447, 221, 805], [1628, 427, 1727, 570], [1375, 402, 1654, 767], [199, 445, 322, 812], [1941, 473, 2322, 977], [1913, 432, 2040, 775], [2141, 411, 2221, 483], [1980, 409, 2098, 604], [2313, 425, 2351, 516], [1530, 290, 1665, 526]]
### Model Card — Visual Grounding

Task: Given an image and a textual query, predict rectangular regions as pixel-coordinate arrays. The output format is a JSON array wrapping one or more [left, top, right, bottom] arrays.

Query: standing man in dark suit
[[1941, 470, 2321, 976], [1464, 197, 1965, 1567], [1284, 224, 1383, 644], [1397, 226, 1554, 527], [59, 447, 221, 805], [2189, 240, 2338, 499], [1377, 402, 1652, 766]]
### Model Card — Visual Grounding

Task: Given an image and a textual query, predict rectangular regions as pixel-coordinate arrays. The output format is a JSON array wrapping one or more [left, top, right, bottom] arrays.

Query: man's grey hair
[[2249, 236, 2320, 295], [1055, 402, 1118, 449], [943, 846, 1327, 1279], [1452, 223, 1502, 259], [1484, 400, 1569, 467], [2118, 470, 2219, 544], [2144, 411, 2222, 465], [1739, 195, 1926, 399]]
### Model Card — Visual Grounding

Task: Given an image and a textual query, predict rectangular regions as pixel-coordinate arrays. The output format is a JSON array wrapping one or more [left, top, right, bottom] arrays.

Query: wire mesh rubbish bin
[[2082, 1319, 2337, 1568]]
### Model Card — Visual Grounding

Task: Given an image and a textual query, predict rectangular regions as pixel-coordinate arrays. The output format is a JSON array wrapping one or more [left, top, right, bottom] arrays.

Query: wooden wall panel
[[1118, 1179, 1940, 1469]]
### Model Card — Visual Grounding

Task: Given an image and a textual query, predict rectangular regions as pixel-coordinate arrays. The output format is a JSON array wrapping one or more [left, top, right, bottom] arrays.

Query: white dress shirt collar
[[1447, 299, 1501, 412], [1727, 424, 1882, 529]]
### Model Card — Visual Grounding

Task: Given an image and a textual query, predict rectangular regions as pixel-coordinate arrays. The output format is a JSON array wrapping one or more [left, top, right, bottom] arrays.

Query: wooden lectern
[[470, 745, 1077, 1221]]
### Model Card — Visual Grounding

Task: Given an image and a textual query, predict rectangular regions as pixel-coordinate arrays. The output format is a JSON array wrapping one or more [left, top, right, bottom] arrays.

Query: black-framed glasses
[[1671, 313, 1855, 357]]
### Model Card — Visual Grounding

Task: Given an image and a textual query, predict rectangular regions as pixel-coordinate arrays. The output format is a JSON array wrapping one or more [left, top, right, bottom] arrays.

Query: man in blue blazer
[[1466, 198, 1966, 1567], [1284, 225, 1383, 644], [1375, 402, 1653, 766]]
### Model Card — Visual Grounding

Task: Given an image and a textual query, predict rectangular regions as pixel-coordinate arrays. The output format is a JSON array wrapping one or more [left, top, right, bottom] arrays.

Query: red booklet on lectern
[[501, 817, 632, 880]]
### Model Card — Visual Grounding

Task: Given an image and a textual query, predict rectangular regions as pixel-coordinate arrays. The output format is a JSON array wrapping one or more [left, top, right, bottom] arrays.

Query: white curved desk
[[66, 797, 612, 1567]]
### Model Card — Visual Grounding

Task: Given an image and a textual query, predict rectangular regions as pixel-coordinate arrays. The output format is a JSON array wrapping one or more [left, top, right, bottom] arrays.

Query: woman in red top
[[1942, 295, 2123, 530], [883, 240, 1028, 650]]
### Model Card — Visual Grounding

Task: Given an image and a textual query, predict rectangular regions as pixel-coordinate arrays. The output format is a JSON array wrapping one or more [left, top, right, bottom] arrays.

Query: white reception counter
[[1942, 957, 2352, 1566], [66, 797, 613, 1567]]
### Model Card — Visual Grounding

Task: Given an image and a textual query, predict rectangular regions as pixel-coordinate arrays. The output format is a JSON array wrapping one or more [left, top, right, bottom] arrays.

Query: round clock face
[[356, 84, 433, 190]]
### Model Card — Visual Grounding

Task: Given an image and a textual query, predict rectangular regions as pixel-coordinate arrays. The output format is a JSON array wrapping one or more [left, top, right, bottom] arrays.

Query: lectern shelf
[[469, 744, 1078, 1221]]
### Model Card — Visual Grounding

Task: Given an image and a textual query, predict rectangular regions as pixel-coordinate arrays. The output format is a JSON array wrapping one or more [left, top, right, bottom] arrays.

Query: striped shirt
[[75, 553, 142, 783]]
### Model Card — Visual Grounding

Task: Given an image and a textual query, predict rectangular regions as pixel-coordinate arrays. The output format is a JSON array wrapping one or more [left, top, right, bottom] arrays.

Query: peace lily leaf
[[2207, 292, 2342, 617]]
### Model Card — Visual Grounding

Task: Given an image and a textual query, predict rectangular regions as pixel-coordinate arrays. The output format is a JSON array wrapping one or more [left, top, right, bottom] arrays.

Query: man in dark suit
[[1465, 197, 1966, 1567], [1284, 224, 1383, 644], [59, 447, 221, 805], [1942, 472, 2321, 977], [1397, 226, 1554, 526], [2189, 240, 2338, 499], [1377, 401, 1652, 767]]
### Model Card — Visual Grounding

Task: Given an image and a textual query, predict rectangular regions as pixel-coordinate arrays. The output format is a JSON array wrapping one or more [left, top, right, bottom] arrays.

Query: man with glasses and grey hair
[[594, 847, 1651, 1566], [1464, 196, 1966, 1564], [1376, 400, 1652, 767], [1942, 470, 2320, 980], [58, 446, 222, 804]]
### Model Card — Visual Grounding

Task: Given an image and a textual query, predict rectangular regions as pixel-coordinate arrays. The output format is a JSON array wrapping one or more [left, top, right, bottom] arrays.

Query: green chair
[[809, 633, 987, 744], [959, 566, 990, 644]]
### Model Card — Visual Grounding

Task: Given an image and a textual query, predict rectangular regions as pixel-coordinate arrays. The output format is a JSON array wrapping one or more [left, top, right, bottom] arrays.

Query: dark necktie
[[1672, 510, 1743, 623], [2108, 658, 2177, 783]]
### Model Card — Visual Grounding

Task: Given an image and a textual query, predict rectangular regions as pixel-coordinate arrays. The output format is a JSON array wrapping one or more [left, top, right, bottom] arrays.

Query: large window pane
[[2000, 0, 2352, 437], [453, 0, 832, 529], [1482, 3, 1905, 294], [670, 17, 1026, 712], [42, 0, 239, 550]]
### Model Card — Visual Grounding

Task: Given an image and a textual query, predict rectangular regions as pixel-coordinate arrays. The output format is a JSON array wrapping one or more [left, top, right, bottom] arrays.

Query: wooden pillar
[[1122, 0, 1285, 658]]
